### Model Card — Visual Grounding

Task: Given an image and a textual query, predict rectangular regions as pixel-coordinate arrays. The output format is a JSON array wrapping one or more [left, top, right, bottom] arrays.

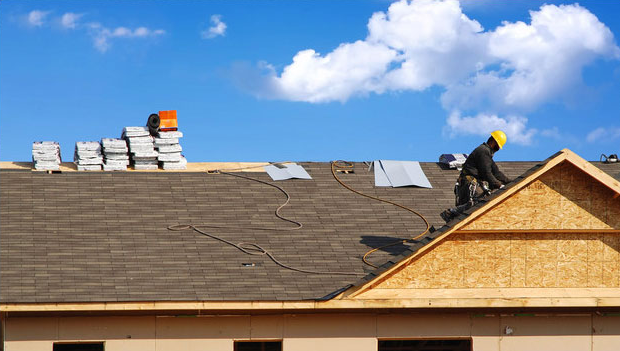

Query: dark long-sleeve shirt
[[461, 142, 511, 189]]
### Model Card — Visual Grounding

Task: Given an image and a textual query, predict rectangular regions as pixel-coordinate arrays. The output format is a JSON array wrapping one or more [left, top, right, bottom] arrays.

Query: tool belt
[[455, 173, 489, 206]]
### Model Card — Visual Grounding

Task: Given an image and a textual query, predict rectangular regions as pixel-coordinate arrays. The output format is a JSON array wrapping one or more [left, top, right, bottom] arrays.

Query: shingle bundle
[[32, 141, 61, 170], [101, 138, 129, 171], [439, 153, 469, 170], [74, 142, 103, 171], [155, 131, 187, 170], [122, 127, 158, 170]]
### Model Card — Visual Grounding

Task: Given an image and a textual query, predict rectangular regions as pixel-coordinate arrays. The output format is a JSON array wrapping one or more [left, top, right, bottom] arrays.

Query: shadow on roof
[[360, 235, 411, 256]]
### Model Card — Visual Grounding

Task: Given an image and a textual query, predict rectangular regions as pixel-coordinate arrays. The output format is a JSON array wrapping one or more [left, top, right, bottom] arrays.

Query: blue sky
[[1, 0, 619, 163]]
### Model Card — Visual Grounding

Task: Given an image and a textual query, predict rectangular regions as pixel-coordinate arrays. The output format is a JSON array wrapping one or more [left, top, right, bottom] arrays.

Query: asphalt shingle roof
[[1, 160, 619, 303]]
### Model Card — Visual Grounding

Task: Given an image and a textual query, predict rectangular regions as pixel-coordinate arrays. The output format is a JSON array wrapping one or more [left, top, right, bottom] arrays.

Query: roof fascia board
[[563, 149, 620, 195], [5, 292, 620, 313]]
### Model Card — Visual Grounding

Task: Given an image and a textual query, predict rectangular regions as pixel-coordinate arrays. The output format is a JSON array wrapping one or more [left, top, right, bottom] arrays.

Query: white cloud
[[88, 23, 166, 52], [27, 10, 51, 27], [445, 110, 537, 145], [22, 9, 165, 53], [248, 0, 619, 145], [443, 3, 620, 113], [367, 0, 488, 91], [261, 0, 486, 102], [61, 12, 83, 29], [586, 127, 620, 143], [268, 41, 398, 102], [202, 14, 227, 39]]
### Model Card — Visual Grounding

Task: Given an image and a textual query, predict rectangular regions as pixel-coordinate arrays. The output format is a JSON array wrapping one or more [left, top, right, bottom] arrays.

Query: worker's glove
[[499, 184, 505, 189], [481, 182, 491, 196]]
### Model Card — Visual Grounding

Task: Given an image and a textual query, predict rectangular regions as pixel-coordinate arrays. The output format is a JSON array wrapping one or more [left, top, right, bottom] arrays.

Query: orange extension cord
[[169, 161, 430, 273], [330, 161, 431, 268], [169, 169, 364, 276]]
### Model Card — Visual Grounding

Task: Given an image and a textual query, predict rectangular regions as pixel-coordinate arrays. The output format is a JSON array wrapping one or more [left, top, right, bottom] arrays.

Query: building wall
[[4, 312, 620, 351]]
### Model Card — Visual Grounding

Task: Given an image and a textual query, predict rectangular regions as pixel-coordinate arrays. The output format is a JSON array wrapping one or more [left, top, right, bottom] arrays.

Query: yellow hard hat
[[490, 130, 507, 149]]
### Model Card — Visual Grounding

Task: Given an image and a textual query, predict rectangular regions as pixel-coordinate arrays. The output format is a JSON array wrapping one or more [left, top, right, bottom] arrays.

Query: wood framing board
[[354, 287, 620, 300], [0, 161, 274, 173], [463, 161, 620, 230], [341, 149, 620, 299], [5, 293, 620, 312]]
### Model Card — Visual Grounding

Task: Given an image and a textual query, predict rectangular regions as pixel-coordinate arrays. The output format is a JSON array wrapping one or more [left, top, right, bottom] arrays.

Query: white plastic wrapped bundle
[[122, 127, 158, 169], [32, 141, 61, 170], [121, 126, 150, 138], [161, 156, 187, 170], [101, 138, 129, 171], [157, 152, 182, 162], [74, 141, 103, 171], [155, 131, 186, 169]]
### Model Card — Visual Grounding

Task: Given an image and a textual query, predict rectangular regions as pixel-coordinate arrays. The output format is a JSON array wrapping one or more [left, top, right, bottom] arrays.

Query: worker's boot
[[440, 208, 459, 222]]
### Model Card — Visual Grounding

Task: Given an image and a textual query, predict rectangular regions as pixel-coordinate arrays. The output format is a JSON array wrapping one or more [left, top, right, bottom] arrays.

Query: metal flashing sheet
[[374, 161, 392, 187], [264, 163, 312, 181], [374, 160, 432, 188]]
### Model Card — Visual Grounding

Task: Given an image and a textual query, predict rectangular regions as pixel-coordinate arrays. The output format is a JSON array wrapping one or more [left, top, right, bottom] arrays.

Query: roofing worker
[[441, 130, 511, 222]]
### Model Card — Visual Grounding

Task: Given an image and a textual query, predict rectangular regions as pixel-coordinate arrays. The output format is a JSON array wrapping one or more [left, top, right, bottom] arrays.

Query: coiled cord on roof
[[168, 168, 364, 276], [169, 224, 361, 276], [192, 170, 303, 231], [330, 160, 431, 268]]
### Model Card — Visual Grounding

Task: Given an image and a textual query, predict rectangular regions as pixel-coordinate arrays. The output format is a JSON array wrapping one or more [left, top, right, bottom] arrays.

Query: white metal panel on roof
[[374, 160, 432, 188], [374, 161, 392, 187], [264, 163, 312, 181]]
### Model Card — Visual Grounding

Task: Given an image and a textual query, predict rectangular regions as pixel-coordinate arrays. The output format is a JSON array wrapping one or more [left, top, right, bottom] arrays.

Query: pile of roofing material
[[73, 142, 103, 171], [439, 153, 468, 170], [155, 131, 187, 170], [32, 141, 61, 170], [101, 138, 129, 171], [122, 127, 158, 170]]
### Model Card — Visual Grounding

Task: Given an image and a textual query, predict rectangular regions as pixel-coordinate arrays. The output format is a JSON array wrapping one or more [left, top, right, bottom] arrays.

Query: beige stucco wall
[[4, 312, 620, 351]]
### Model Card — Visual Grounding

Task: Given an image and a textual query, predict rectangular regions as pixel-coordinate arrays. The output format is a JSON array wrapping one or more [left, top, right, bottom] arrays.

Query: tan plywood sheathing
[[464, 162, 620, 230], [372, 231, 620, 289]]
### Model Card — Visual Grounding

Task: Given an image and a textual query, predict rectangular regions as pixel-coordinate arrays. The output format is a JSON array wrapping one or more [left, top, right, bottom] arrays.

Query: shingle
[[1, 160, 618, 303]]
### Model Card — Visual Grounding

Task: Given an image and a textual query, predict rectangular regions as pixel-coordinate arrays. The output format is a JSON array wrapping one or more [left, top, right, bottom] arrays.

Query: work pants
[[454, 175, 486, 213]]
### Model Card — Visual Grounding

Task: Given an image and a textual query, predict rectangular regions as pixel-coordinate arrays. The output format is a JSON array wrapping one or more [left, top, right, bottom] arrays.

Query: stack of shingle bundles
[[101, 138, 129, 171], [122, 126, 158, 170], [32, 141, 61, 170], [74, 142, 103, 171], [155, 131, 187, 170]]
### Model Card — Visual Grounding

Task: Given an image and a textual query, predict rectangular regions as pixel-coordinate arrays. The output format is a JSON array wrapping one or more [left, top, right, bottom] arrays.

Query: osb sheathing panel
[[373, 232, 620, 289], [463, 162, 620, 230]]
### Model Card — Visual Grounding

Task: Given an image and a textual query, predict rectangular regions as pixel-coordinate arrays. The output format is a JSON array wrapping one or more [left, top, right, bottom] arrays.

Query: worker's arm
[[491, 161, 511, 185], [476, 149, 504, 189]]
